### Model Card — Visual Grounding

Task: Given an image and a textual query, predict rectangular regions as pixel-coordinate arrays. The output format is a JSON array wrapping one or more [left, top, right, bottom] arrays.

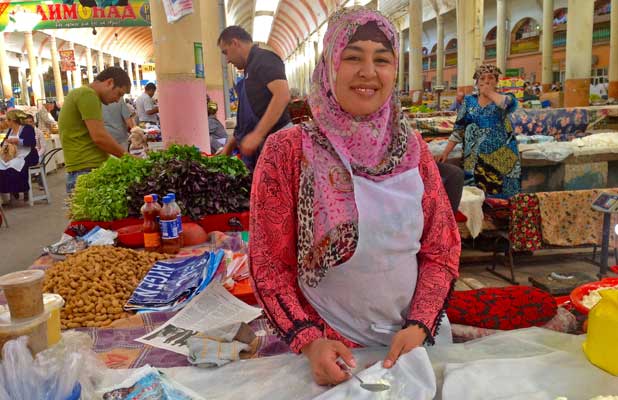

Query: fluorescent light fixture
[[255, 0, 280, 13], [253, 15, 274, 43], [345, 0, 372, 6]]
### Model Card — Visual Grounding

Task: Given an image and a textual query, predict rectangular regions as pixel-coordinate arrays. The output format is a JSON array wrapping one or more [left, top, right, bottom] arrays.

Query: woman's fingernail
[[383, 360, 392, 368], [350, 359, 356, 368]]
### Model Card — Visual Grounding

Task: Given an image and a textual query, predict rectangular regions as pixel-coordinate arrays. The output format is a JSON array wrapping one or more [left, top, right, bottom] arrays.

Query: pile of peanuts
[[43, 246, 168, 329]]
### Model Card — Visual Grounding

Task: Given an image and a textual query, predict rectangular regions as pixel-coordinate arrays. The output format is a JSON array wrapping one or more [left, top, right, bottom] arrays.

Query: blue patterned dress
[[450, 93, 520, 198]]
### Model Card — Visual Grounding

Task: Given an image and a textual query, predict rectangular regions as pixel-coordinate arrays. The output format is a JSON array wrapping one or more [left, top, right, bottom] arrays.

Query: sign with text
[[0, 1, 151, 32], [59, 49, 76, 72], [142, 62, 156, 81]]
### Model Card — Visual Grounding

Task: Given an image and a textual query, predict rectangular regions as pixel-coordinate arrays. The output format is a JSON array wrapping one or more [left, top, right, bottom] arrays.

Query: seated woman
[[207, 101, 228, 153], [250, 7, 460, 386], [0, 110, 38, 202], [438, 64, 520, 198]]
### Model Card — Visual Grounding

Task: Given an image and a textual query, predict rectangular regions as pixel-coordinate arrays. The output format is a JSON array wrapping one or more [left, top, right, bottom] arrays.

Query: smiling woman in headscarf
[[438, 64, 521, 198], [249, 7, 460, 386]]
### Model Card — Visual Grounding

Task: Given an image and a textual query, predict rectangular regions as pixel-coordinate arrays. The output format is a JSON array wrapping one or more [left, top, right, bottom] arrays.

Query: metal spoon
[[339, 361, 391, 393]]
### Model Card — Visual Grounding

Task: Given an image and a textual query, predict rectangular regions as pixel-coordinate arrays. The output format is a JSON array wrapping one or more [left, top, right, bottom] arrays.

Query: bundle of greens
[[149, 144, 249, 177], [126, 158, 251, 220], [69, 146, 251, 222], [69, 156, 153, 221]]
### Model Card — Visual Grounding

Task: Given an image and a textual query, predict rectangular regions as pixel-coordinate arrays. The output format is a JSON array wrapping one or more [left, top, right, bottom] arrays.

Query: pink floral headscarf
[[297, 7, 421, 287]]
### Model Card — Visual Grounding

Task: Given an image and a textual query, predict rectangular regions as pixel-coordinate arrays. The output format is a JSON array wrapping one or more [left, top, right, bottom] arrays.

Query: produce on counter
[[127, 158, 251, 220], [148, 144, 249, 177], [69, 145, 250, 222], [43, 246, 168, 328], [406, 104, 433, 113], [69, 155, 152, 221]]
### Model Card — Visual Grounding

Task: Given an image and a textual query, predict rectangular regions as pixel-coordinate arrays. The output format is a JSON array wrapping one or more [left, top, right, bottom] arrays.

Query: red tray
[[229, 278, 257, 305], [198, 211, 250, 233], [570, 277, 618, 315], [67, 211, 249, 238]]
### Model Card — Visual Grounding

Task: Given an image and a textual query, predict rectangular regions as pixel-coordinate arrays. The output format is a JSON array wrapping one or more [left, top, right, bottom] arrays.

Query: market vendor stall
[[1, 212, 616, 399]]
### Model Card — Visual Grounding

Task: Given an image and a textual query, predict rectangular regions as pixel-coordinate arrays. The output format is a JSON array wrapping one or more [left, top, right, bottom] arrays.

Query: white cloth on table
[[438, 328, 618, 400], [97, 328, 618, 400], [458, 186, 485, 239]]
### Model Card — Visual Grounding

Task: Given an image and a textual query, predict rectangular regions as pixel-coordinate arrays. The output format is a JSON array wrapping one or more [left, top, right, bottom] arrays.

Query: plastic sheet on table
[[431, 328, 618, 400], [98, 348, 392, 400]]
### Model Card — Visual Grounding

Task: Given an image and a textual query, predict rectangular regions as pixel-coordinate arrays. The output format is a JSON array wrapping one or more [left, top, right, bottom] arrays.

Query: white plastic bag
[[0, 332, 106, 400]]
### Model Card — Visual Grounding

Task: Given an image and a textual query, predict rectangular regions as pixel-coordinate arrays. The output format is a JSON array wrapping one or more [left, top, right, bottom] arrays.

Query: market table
[[95, 328, 618, 399]]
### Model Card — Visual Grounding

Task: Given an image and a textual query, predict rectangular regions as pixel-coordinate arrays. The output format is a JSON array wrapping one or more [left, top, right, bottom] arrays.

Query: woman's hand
[[436, 151, 449, 163], [480, 84, 507, 107], [436, 140, 457, 164], [6, 137, 18, 145], [383, 325, 427, 368], [302, 338, 355, 386]]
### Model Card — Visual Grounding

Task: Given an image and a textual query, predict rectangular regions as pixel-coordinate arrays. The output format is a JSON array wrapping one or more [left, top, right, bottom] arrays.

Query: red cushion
[[446, 286, 557, 330]]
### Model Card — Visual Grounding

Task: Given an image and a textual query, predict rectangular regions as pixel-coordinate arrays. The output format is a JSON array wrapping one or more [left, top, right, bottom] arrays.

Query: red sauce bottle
[[141, 195, 161, 252]]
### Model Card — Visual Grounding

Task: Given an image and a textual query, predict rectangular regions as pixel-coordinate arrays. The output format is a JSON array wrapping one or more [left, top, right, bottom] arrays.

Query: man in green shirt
[[59, 67, 132, 192]]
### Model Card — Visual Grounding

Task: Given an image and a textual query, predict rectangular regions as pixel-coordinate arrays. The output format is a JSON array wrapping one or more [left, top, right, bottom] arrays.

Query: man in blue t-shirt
[[217, 26, 291, 171]]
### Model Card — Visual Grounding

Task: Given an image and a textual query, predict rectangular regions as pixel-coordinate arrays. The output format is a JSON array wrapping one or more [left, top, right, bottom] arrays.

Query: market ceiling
[[225, 0, 456, 59]]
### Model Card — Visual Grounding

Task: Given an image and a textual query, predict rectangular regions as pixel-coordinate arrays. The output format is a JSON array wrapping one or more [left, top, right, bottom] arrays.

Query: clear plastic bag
[[0, 331, 106, 400]]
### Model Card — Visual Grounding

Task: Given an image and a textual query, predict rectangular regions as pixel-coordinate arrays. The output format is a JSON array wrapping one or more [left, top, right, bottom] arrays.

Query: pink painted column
[[149, 0, 210, 151], [201, 0, 226, 123]]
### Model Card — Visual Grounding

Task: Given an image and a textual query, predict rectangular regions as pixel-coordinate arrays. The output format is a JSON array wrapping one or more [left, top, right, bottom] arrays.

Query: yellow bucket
[[43, 293, 64, 346], [583, 289, 618, 375]]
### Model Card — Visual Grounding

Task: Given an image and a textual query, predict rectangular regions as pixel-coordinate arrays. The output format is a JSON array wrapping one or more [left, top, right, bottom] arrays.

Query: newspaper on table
[[125, 250, 224, 312], [135, 283, 262, 356]]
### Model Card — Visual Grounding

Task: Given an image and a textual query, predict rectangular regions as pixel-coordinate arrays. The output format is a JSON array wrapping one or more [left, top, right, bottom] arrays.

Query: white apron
[[300, 155, 452, 347], [0, 127, 28, 171]]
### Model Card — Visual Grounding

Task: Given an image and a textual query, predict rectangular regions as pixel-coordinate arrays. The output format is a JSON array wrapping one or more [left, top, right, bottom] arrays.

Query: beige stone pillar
[[127, 61, 135, 95], [97, 51, 105, 73], [134, 63, 141, 92], [18, 67, 28, 105], [49, 34, 64, 104], [541, 0, 554, 92], [85, 48, 94, 83], [398, 25, 405, 92], [303, 43, 309, 96], [109, 54, 115, 68], [609, 0, 618, 98], [66, 70, 73, 92], [68, 43, 81, 89], [201, 0, 226, 122], [456, 0, 476, 93], [436, 12, 444, 86], [36, 56, 46, 101], [564, 0, 594, 107], [24, 32, 42, 103], [409, 0, 423, 103], [473, 0, 484, 66], [0, 33, 13, 100], [496, 0, 506, 73]]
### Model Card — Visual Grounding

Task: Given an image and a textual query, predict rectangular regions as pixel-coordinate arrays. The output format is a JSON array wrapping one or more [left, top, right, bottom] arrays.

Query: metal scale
[[590, 192, 618, 278]]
